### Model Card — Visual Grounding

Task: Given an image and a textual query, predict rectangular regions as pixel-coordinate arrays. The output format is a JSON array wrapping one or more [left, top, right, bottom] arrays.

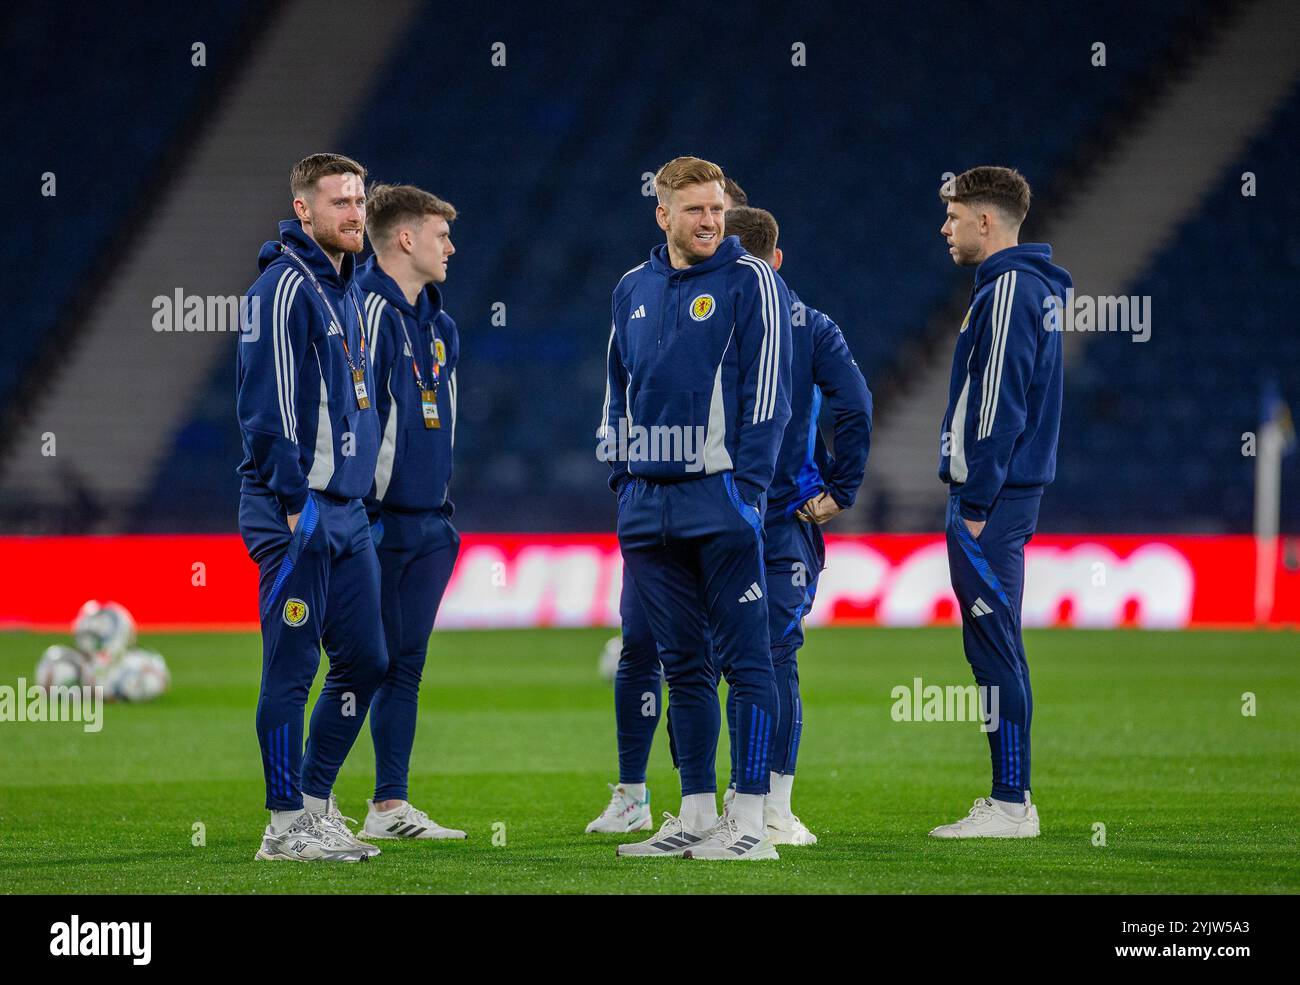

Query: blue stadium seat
[[1048, 84, 1300, 533], [136, 0, 1202, 531]]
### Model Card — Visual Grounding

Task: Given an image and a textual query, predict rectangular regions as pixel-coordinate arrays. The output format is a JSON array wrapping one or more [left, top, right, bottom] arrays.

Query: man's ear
[[293, 196, 311, 222], [771, 247, 783, 271], [655, 203, 670, 233]]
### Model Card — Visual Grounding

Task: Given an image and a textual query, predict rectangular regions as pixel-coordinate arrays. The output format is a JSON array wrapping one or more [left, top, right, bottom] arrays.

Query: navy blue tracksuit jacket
[[940, 243, 1069, 522], [602, 235, 792, 506], [355, 255, 461, 804], [603, 234, 791, 798], [939, 242, 1071, 804], [236, 219, 387, 811]]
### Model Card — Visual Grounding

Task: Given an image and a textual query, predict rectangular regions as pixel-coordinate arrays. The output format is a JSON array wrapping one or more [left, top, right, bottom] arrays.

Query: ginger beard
[[299, 172, 367, 257]]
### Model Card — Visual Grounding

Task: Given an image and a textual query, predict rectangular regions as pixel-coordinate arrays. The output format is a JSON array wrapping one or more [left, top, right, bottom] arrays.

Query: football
[[105, 649, 171, 703], [72, 600, 137, 663], [35, 645, 89, 691]]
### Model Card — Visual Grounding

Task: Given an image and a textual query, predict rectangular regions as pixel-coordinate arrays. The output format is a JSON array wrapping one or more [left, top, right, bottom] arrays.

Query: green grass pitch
[[1, 627, 1296, 894]]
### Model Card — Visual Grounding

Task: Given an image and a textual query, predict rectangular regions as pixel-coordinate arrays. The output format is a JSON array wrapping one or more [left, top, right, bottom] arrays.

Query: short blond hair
[[654, 156, 725, 206], [366, 183, 457, 247]]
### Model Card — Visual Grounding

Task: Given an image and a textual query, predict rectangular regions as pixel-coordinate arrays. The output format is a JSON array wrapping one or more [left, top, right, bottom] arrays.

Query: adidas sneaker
[[363, 800, 467, 840], [683, 812, 779, 860], [615, 812, 706, 857]]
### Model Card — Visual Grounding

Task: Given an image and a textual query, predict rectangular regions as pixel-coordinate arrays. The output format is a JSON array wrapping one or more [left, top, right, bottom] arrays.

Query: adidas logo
[[653, 832, 701, 850], [327, 321, 343, 336], [738, 582, 763, 603], [969, 598, 993, 618], [385, 820, 427, 838], [629, 304, 646, 320]]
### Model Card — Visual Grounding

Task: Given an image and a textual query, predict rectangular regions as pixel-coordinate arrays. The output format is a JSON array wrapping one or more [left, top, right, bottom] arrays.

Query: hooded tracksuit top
[[356, 256, 459, 516], [939, 243, 1071, 521], [601, 234, 792, 503], [767, 290, 873, 518], [236, 220, 380, 512]]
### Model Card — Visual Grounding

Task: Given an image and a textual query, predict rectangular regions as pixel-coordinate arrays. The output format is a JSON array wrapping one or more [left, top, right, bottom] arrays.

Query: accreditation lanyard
[[395, 311, 442, 429], [279, 244, 370, 409]]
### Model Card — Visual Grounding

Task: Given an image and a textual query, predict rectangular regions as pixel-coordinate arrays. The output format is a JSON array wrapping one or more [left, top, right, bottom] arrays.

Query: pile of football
[[35, 600, 170, 703]]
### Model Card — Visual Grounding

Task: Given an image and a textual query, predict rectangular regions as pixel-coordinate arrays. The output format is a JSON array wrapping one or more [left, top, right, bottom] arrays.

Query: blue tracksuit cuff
[[958, 500, 988, 522], [827, 485, 856, 510], [735, 477, 764, 508], [282, 489, 310, 515]]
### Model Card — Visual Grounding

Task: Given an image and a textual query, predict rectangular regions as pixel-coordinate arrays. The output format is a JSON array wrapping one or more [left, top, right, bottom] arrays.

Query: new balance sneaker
[[764, 807, 818, 846], [683, 813, 779, 860], [586, 783, 653, 834], [363, 800, 467, 840], [323, 793, 381, 858], [254, 811, 370, 862], [928, 797, 1041, 839], [615, 812, 706, 857]]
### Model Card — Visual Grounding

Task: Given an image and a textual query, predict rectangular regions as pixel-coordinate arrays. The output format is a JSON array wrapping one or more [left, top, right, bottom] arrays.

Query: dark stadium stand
[[1, 4, 259, 399], [1046, 82, 1300, 533], [135, 1, 1205, 532]]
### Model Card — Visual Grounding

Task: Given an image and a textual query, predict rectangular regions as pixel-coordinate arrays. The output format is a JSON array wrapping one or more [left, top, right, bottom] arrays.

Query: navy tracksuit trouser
[[945, 489, 1041, 803], [727, 512, 825, 784], [617, 472, 777, 796], [239, 490, 389, 811], [370, 506, 460, 803], [613, 571, 664, 785]]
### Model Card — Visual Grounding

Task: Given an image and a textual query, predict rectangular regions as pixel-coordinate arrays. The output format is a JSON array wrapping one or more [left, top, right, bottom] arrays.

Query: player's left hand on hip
[[798, 493, 842, 526]]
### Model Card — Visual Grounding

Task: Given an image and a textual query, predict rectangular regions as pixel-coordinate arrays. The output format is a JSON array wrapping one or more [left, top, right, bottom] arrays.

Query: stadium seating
[[1, 4, 259, 401], [1046, 82, 1300, 533], [126, 2, 1212, 531]]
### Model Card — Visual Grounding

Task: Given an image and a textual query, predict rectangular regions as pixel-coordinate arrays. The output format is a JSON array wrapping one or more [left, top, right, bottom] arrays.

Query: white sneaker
[[615, 812, 707, 857], [765, 806, 818, 846], [684, 812, 779, 860], [254, 811, 369, 862], [928, 797, 1040, 839], [363, 799, 467, 840], [586, 783, 653, 833], [322, 793, 381, 857]]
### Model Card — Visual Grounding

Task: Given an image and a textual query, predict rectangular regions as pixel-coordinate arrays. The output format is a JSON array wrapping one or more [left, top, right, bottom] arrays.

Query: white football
[[106, 649, 170, 703], [36, 645, 89, 690], [598, 635, 622, 683], [72, 600, 137, 662]]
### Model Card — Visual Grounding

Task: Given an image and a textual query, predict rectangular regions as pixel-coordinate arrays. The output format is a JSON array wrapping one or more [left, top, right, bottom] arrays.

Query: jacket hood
[[257, 219, 357, 288], [975, 243, 1072, 297], [356, 255, 444, 319], [648, 234, 746, 277]]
